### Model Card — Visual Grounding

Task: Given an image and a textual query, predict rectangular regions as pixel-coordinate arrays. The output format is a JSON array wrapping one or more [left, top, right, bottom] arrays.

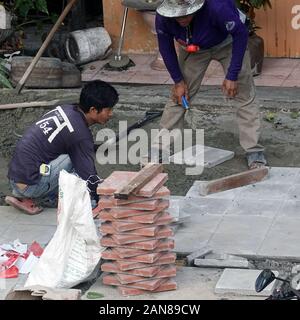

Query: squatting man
[[151, 0, 267, 169], [5, 80, 118, 215]]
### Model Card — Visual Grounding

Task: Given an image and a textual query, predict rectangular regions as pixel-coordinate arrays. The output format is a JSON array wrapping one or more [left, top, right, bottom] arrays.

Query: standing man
[[154, 0, 266, 169], [6, 80, 118, 214]]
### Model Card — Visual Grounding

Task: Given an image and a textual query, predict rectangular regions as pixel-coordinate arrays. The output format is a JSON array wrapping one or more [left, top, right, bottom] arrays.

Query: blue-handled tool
[[181, 96, 189, 110]]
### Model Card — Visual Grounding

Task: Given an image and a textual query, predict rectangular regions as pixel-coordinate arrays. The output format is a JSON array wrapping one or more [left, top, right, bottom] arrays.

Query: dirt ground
[[1, 85, 300, 206]]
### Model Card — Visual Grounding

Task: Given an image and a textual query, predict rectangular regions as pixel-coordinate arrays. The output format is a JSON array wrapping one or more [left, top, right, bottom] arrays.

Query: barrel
[[10, 56, 62, 88], [65, 27, 112, 65]]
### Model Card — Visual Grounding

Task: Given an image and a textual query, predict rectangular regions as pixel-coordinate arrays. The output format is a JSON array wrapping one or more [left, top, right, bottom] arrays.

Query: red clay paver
[[103, 274, 168, 291], [113, 239, 174, 258], [97, 171, 168, 197], [106, 187, 170, 206], [101, 262, 162, 277], [115, 265, 177, 284], [101, 212, 174, 232], [115, 252, 176, 271], [102, 248, 164, 264], [117, 279, 177, 296], [99, 198, 160, 211]]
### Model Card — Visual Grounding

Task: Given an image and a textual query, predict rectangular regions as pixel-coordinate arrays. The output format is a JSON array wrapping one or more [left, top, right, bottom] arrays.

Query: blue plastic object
[[181, 96, 189, 110]]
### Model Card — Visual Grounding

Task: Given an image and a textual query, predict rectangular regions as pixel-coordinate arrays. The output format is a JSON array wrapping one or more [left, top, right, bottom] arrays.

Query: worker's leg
[[212, 42, 264, 154], [10, 154, 73, 207], [151, 47, 212, 157]]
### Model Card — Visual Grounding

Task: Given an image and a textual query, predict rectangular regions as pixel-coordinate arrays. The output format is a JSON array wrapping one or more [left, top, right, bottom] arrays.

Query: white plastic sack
[[25, 170, 102, 289]]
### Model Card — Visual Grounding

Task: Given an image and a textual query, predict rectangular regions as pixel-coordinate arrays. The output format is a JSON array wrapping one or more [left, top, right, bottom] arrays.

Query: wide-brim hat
[[157, 0, 205, 18]]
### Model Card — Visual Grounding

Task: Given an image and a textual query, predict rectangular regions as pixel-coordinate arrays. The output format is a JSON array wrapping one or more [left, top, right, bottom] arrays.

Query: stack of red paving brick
[[97, 170, 177, 296]]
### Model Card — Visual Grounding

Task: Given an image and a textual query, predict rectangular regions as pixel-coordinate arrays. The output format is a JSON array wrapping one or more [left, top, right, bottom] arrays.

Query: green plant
[[0, 57, 13, 89], [2, 0, 49, 19], [235, 0, 272, 33]]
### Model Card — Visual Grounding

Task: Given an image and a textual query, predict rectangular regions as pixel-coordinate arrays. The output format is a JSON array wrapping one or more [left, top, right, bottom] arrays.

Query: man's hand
[[172, 80, 189, 105], [222, 79, 238, 98]]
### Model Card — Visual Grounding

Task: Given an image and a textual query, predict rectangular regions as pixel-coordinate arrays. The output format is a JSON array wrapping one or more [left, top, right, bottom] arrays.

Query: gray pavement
[[175, 167, 300, 259], [1, 167, 299, 299]]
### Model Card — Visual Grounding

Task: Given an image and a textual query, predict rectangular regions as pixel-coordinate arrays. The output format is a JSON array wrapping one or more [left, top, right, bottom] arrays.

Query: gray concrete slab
[[82, 266, 263, 300], [194, 258, 250, 269], [182, 197, 233, 215], [174, 213, 222, 254], [258, 217, 300, 260], [169, 145, 234, 168], [215, 269, 279, 297], [225, 199, 282, 217], [0, 275, 28, 300], [277, 200, 300, 218], [208, 216, 273, 256], [1, 223, 57, 245], [14, 208, 57, 226], [0, 206, 18, 226], [186, 181, 240, 200], [235, 184, 290, 201]]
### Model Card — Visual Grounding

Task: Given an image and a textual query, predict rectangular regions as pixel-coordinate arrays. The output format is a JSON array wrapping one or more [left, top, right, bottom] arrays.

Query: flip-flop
[[5, 196, 43, 215]]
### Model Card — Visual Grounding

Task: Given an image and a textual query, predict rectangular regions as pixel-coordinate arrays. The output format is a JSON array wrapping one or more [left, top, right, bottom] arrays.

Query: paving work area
[[1, 84, 300, 300], [1, 166, 300, 299]]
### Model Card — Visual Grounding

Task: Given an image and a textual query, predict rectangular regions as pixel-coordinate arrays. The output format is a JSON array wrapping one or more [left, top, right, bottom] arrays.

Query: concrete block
[[194, 258, 250, 269], [186, 246, 213, 266], [215, 269, 279, 296], [169, 145, 234, 168]]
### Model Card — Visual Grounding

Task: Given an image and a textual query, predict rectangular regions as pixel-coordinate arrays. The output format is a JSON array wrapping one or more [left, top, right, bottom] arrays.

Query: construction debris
[[97, 169, 177, 296]]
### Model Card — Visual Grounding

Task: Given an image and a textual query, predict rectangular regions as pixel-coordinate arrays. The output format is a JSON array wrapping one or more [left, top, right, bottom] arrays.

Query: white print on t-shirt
[[36, 106, 74, 143]]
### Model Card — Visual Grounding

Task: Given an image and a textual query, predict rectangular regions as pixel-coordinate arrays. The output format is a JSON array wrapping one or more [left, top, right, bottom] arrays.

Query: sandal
[[246, 151, 267, 170], [5, 196, 43, 215]]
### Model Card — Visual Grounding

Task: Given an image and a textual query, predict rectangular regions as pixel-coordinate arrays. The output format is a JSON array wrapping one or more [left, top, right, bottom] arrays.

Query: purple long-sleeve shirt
[[8, 105, 99, 195], [156, 0, 248, 83]]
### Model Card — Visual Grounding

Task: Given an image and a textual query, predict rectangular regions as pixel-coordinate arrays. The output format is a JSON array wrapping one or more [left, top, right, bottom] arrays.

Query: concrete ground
[[1, 166, 299, 300]]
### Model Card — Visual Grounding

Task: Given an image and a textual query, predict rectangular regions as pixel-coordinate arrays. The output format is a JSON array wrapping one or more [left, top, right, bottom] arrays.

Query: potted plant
[[235, 0, 272, 76]]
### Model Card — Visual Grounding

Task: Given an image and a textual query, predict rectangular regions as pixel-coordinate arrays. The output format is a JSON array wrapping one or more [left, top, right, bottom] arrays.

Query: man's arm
[[156, 14, 183, 83], [215, 4, 249, 82], [156, 14, 189, 104], [67, 140, 100, 201]]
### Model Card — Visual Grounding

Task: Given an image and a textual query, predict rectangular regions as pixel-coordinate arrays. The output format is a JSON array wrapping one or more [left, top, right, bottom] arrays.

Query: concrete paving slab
[[277, 200, 300, 218], [0, 275, 28, 300], [225, 199, 282, 217], [1, 224, 57, 245], [169, 145, 234, 168], [194, 258, 250, 269], [186, 181, 240, 199], [258, 217, 300, 260], [215, 268, 279, 296], [208, 216, 273, 256], [0, 206, 18, 225], [286, 184, 300, 200], [14, 208, 57, 226], [174, 234, 209, 255], [266, 167, 300, 184], [82, 266, 262, 300], [182, 198, 233, 215], [235, 183, 290, 200]]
